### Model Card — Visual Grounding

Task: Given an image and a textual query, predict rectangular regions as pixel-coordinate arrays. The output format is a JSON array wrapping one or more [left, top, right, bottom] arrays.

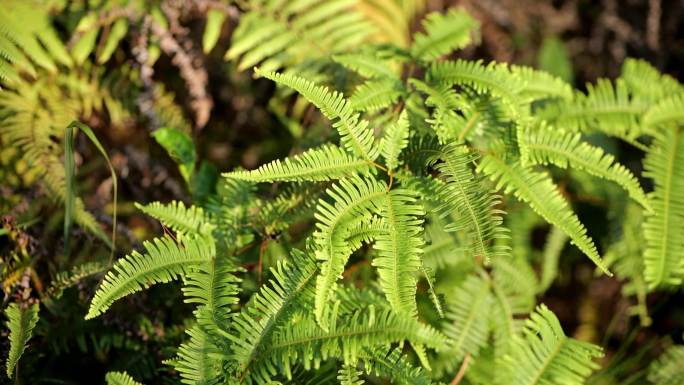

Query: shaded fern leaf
[[505, 304, 603, 385], [86, 236, 214, 319], [648, 344, 684, 385], [105, 371, 144, 385], [435, 144, 510, 263], [521, 124, 650, 211], [256, 69, 379, 161], [379, 110, 410, 171], [224, 145, 372, 183], [642, 127, 684, 289], [478, 153, 610, 275], [411, 9, 479, 61], [4, 303, 39, 378], [170, 326, 223, 385]]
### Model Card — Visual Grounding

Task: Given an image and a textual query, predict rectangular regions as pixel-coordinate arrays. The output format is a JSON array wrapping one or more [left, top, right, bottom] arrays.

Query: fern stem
[[449, 353, 471, 385]]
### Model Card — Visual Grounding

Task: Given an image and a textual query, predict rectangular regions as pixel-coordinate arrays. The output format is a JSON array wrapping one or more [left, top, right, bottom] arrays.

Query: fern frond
[[539, 226, 567, 293], [505, 304, 603, 385], [620, 58, 684, 102], [440, 274, 493, 372], [410, 9, 479, 61], [105, 371, 144, 385], [229, 250, 318, 383], [511, 65, 573, 101], [47, 261, 106, 299], [643, 94, 684, 129], [373, 188, 425, 315], [224, 145, 372, 183], [4, 303, 39, 378], [256, 69, 379, 161], [647, 344, 684, 385], [478, 153, 610, 274], [337, 363, 364, 385], [86, 236, 215, 319], [170, 326, 224, 385], [435, 144, 510, 263], [428, 59, 523, 107], [642, 127, 684, 288], [521, 124, 651, 211], [350, 78, 403, 112], [333, 53, 397, 79], [183, 255, 241, 339], [379, 110, 409, 171], [314, 177, 388, 327], [362, 347, 436, 385], [136, 201, 214, 238]]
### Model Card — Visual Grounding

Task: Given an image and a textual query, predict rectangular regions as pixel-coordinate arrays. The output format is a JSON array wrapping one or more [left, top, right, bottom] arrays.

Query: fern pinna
[[3, 2, 682, 384]]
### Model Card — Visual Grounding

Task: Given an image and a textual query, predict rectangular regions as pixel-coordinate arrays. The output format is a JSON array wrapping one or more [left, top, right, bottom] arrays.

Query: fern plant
[[2, 2, 684, 385]]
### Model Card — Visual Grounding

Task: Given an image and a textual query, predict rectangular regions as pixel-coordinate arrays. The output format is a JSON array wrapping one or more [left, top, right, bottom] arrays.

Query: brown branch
[[449, 353, 471, 385]]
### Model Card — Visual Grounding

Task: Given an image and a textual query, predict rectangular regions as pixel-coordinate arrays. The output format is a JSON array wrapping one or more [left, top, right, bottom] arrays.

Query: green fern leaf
[[643, 94, 684, 129], [105, 371, 145, 385], [136, 201, 214, 238], [350, 78, 403, 112], [333, 53, 397, 79], [648, 344, 684, 385], [379, 110, 410, 171], [170, 326, 223, 385], [256, 69, 379, 161], [521, 124, 651, 211], [478, 153, 611, 275], [505, 304, 603, 385], [86, 236, 214, 319], [373, 188, 425, 315], [642, 127, 684, 288], [4, 303, 39, 378], [224, 145, 372, 183], [410, 9, 479, 61], [511, 65, 573, 100], [337, 363, 364, 385], [620, 58, 684, 102]]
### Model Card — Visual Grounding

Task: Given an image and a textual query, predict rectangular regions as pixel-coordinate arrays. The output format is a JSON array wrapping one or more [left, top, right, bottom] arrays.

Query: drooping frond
[[504, 304, 603, 385], [314, 178, 388, 326], [4, 303, 39, 378], [229, 250, 318, 383], [434, 144, 509, 263], [86, 236, 215, 319], [105, 371, 144, 385], [256, 69, 379, 161], [182, 255, 241, 339], [620, 58, 684, 102], [410, 9, 479, 61], [643, 94, 684, 129], [478, 153, 610, 274], [536, 79, 647, 141], [521, 124, 650, 211], [439, 274, 493, 373], [373, 188, 425, 315], [333, 53, 397, 79], [510, 65, 573, 101], [136, 201, 214, 238], [170, 326, 223, 385], [223, 144, 372, 183], [647, 344, 684, 385], [642, 127, 684, 289], [350, 78, 404, 112], [428, 59, 523, 108], [379, 110, 410, 171]]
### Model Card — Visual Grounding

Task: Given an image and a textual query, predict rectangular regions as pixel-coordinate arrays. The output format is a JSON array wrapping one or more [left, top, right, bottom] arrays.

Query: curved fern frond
[[136, 201, 214, 238], [478, 153, 610, 274], [105, 371, 144, 385], [224, 145, 372, 183], [643, 94, 684, 129], [410, 9, 479, 61], [373, 188, 425, 315], [256, 69, 379, 161], [333, 53, 397, 79], [4, 303, 39, 378], [642, 127, 684, 289], [362, 347, 436, 385], [620, 58, 684, 102], [379, 110, 410, 171], [337, 363, 364, 385], [314, 177, 388, 327], [521, 124, 650, 211], [86, 236, 215, 319], [511, 65, 573, 101], [350, 78, 403, 112], [435, 144, 510, 263], [505, 304, 603, 385]]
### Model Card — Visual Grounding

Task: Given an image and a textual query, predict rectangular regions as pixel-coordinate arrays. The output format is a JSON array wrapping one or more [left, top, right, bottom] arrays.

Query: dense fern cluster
[[2, 1, 684, 384]]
